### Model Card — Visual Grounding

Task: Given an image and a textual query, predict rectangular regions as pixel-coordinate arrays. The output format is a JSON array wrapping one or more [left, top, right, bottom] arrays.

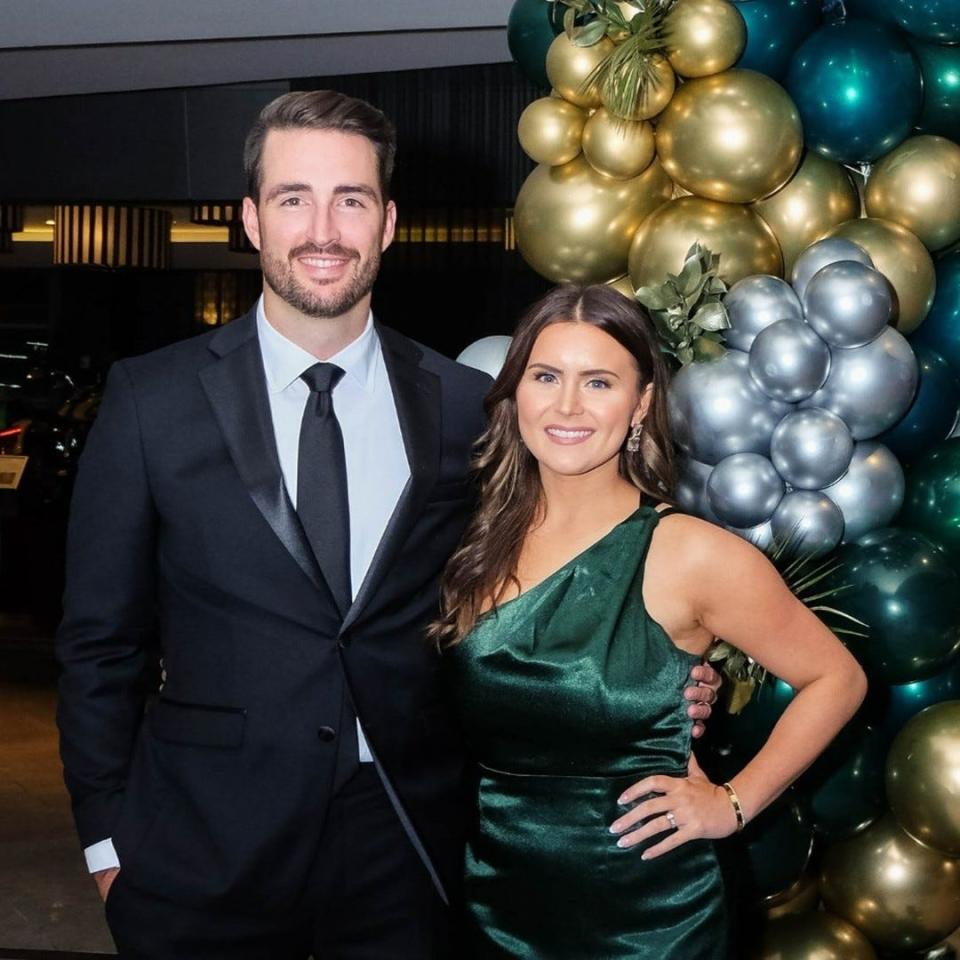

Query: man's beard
[[260, 241, 381, 319]]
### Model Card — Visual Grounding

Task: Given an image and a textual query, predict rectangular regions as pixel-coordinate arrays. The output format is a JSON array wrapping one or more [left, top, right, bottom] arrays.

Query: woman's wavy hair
[[430, 283, 676, 648]]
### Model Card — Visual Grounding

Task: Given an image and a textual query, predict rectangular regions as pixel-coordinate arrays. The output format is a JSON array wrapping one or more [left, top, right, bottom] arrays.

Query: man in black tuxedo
[[56, 90, 718, 958]]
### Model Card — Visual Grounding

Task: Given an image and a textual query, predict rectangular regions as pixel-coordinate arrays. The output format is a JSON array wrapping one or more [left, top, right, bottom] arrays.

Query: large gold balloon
[[764, 871, 820, 920], [753, 913, 877, 960], [826, 218, 937, 334], [628, 196, 783, 288], [656, 69, 803, 203], [515, 155, 674, 283], [753, 151, 862, 274], [582, 109, 655, 180], [865, 135, 960, 251], [664, 0, 746, 78], [887, 701, 960, 856], [545, 33, 615, 109], [821, 814, 960, 954], [606, 275, 638, 299], [517, 97, 587, 167], [602, 54, 676, 121]]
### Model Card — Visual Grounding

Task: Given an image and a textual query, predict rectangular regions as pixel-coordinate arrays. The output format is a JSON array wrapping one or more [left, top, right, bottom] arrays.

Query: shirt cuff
[[84, 838, 120, 873]]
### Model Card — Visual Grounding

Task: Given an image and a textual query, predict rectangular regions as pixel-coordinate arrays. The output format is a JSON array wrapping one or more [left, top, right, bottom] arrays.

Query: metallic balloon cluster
[[672, 237, 917, 557]]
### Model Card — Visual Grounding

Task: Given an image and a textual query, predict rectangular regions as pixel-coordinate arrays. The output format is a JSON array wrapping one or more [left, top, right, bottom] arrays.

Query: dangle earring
[[626, 421, 643, 453]]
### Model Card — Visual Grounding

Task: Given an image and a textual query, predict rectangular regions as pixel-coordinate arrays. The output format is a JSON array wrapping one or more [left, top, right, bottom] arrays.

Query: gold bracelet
[[721, 782, 745, 832]]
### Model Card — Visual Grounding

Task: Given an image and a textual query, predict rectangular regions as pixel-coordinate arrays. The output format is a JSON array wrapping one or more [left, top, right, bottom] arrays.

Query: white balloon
[[456, 336, 512, 379]]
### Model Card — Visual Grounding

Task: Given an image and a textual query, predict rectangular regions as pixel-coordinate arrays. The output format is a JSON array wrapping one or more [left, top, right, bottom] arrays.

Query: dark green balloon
[[824, 527, 960, 684], [785, 19, 923, 164], [880, 344, 960, 462], [909, 38, 960, 142], [508, 0, 564, 89], [805, 725, 886, 840], [887, 0, 960, 44], [732, 0, 820, 81], [740, 794, 814, 900], [901, 438, 960, 568], [878, 661, 960, 742], [912, 253, 960, 379]]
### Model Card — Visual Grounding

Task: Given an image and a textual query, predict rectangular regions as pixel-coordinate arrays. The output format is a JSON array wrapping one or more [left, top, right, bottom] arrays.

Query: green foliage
[[634, 242, 730, 366]]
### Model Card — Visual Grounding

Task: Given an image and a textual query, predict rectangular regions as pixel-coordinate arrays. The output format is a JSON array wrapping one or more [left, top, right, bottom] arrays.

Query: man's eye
[[280, 197, 302, 206], [342, 197, 364, 208]]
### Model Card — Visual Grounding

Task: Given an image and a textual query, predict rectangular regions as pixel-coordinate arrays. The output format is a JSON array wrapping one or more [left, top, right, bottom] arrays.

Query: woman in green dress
[[432, 285, 867, 958]]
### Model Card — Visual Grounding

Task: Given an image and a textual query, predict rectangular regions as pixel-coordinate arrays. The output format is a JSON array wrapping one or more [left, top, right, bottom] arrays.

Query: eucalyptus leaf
[[564, 6, 577, 36], [573, 18, 609, 45], [692, 301, 730, 332]]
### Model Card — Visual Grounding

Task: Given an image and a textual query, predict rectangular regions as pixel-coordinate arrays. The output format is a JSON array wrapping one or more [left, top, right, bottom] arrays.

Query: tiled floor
[[0, 645, 115, 955]]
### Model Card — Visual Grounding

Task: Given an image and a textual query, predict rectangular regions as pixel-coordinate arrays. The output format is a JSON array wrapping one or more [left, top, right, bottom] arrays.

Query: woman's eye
[[533, 372, 557, 383], [587, 378, 610, 389]]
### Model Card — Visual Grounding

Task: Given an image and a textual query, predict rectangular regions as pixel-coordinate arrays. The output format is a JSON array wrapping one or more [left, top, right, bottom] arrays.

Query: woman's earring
[[626, 422, 643, 453]]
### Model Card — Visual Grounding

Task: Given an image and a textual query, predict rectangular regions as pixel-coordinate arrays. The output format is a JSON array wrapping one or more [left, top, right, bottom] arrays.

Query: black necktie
[[298, 362, 359, 792], [298, 362, 352, 614]]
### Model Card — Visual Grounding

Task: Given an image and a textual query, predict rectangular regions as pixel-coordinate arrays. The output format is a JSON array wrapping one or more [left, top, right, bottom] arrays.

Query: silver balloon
[[791, 238, 874, 302], [804, 261, 894, 349], [771, 408, 855, 490], [724, 275, 804, 353], [748, 319, 831, 403], [669, 351, 793, 465], [456, 335, 512, 379], [821, 441, 905, 542], [771, 490, 845, 556], [801, 327, 919, 440], [675, 456, 722, 523], [707, 453, 785, 528], [726, 520, 775, 552]]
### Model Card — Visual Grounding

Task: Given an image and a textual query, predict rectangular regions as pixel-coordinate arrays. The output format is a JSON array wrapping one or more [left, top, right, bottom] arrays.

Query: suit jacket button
[[317, 726, 336, 742]]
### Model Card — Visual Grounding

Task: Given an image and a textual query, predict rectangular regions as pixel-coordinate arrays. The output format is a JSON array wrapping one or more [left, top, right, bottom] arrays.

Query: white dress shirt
[[84, 298, 410, 872]]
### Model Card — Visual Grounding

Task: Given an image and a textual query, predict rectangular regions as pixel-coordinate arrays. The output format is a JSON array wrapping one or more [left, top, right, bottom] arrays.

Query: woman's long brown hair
[[429, 284, 676, 648]]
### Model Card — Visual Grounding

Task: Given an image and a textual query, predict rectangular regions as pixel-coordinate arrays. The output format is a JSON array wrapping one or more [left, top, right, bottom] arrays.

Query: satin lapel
[[340, 326, 441, 634], [198, 316, 328, 598]]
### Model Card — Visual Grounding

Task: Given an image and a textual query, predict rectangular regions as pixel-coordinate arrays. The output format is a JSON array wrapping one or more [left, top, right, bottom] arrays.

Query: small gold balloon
[[865, 135, 960, 251], [887, 701, 960, 857], [664, 0, 747, 78], [753, 151, 862, 274], [582, 109, 655, 180], [763, 870, 820, 920], [602, 54, 677, 121], [656, 69, 803, 203], [515, 155, 674, 283], [546, 33, 615, 109], [752, 913, 878, 960], [628, 196, 783, 288], [606, 275, 638, 299], [826, 218, 937, 334], [821, 814, 960, 955], [517, 97, 587, 167]]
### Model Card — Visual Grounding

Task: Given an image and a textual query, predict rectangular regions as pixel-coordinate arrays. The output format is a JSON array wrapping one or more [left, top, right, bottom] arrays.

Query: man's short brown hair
[[243, 90, 397, 203]]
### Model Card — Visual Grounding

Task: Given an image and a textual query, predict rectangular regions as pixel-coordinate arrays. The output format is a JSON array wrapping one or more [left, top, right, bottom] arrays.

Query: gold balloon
[[602, 54, 676, 121], [546, 33, 615, 109], [753, 913, 877, 960], [582, 109, 655, 179], [664, 0, 747, 78], [764, 870, 820, 920], [606, 275, 638, 299], [821, 814, 960, 955], [826, 218, 937, 334], [515, 156, 674, 283], [518, 97, 587, 167], [628, 196, 783, 288], [753, 151, 862, 274], [887, 700, 960, 857], [656, 69, 803, 203], [865, 135, 960, 251]]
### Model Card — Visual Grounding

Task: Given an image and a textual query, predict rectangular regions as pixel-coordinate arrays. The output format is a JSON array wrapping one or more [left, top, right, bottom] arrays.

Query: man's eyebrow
[[264, 182, 311, 202], [333, 184, 380, 201]]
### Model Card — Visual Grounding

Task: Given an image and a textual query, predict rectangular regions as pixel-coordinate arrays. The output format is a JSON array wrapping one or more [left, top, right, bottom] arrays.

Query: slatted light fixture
[[190, 203, 242, 226], [53, 204, 171, 269]]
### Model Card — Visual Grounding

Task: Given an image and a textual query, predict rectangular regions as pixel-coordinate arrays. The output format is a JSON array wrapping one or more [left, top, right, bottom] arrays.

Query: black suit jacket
[[56, 309, 491, 911]]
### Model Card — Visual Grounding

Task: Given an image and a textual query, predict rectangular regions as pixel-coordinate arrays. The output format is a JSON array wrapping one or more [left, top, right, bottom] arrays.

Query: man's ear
[[381, 200, 397, 253], [241, 196, 262, 252]]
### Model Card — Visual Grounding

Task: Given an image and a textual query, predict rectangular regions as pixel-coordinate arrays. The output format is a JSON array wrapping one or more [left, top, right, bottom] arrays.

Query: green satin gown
[[450, 506, 728, 958]]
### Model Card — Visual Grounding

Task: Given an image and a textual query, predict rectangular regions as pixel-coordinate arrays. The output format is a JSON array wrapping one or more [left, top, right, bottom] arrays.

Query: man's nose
[[306, 204, 340, 246]]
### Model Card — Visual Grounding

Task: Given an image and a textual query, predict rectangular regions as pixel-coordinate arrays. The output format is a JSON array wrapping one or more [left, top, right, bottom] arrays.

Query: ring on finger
[[665, 811, 678, 830]]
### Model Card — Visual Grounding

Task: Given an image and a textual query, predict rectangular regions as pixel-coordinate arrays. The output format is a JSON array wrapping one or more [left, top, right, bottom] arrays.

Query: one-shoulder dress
[[448, 506, 727, 958]]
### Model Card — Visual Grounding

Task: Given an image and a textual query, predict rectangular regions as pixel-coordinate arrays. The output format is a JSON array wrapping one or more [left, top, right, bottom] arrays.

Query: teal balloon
[[901, 438, 960, 568], [912, 254, 960, 380], [840, 0, 899, 26], [786, 19, 923, 164], [741, 795, 814, 899], [508, 0, 564, 89], [805, 725, 886, 839], [732, 0, 820, 81], [879, 663, 960, 742], [879, 345, 960, 462], [824, 528, 960, 683], [909, 38, 960, 142], [887, 0, 960, 44]]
